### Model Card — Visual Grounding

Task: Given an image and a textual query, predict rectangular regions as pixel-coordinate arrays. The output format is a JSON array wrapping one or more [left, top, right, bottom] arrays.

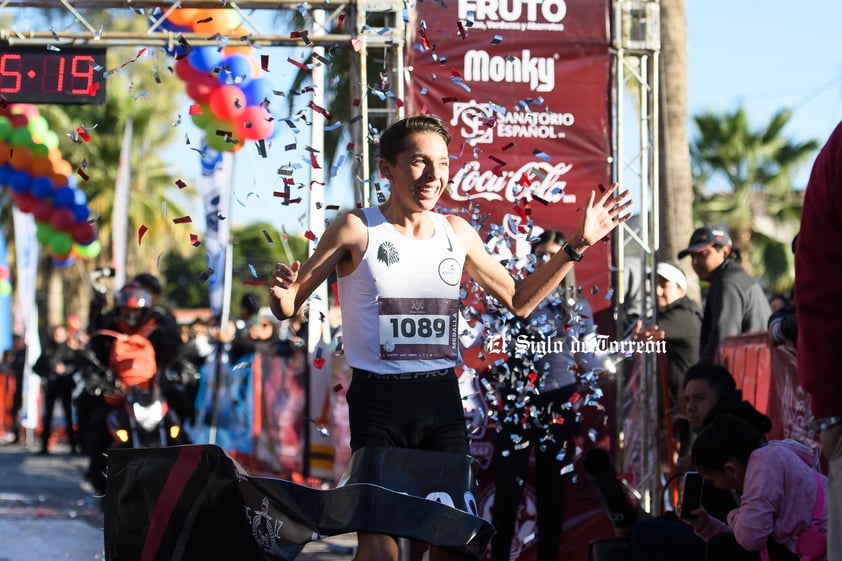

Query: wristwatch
[[810, 416, 842, 432], [562, 241, 584, 262]]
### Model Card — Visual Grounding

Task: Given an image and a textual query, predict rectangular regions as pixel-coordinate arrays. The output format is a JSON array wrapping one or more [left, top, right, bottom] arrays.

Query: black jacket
[[699, 259, 771, 364], [656, 295, 703, 403]]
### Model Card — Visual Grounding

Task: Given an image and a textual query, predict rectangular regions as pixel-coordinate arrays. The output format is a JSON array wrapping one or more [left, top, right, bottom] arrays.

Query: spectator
[[628, 364, 772, 561], [687, 414, 827, 561], [1, 334, 26, 444], [795, 120, 842, 560], [634, 261, 702, 407], [489, 229, 598, 561], [678, 226, 771, 364], [33, 325, 80, 455]]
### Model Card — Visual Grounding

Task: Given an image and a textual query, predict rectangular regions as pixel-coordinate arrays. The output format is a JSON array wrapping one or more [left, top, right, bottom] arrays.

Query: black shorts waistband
[[351, 368, 454, 382]]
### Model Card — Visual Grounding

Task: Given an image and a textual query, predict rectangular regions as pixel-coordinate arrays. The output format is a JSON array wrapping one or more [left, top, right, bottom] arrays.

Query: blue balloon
[[8, 170, 33, 194], [73, 187, 88, 206], [72, 203, 90, 222], [51, 255, 76, 268], [243, 76, 274, 106], [189, 47, 223, 73], [0, 163, 12, 187], [218, 54, 253, 86], [53, 186, 75, 208], [31, 176, 55, 199]]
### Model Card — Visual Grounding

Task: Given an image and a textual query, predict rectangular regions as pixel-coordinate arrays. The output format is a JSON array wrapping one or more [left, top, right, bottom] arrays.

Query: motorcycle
[[105, 377, 189, 449]]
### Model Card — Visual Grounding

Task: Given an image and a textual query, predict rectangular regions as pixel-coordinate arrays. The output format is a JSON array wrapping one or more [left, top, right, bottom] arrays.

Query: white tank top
[[337, 207, 466, 374]]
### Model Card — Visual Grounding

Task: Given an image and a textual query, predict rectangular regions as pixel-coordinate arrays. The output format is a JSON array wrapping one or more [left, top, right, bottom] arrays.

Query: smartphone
[[680, 471, 703, 519]]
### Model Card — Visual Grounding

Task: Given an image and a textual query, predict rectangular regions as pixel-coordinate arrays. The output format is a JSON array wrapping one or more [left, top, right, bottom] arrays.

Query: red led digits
[[0, 47, 105, 105]]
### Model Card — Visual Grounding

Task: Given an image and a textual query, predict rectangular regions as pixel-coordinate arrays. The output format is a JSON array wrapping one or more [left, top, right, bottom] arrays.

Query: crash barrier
[[0, 372, 14, 435], [715, 333, 816, 447]]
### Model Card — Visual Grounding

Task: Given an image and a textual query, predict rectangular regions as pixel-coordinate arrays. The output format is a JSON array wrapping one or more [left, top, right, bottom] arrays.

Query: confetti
[[175, 179, 187, 189], [172, 216, 192, 224], [190, 233, 201, 247], [199, 267, 214, 282], [490, 35, 503, 44], [138, 225, 148, 245]]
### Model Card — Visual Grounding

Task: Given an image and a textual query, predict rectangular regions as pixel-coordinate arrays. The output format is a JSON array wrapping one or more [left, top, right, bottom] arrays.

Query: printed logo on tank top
[[438, 258, 461, 286], [376, 241, 400, 267]]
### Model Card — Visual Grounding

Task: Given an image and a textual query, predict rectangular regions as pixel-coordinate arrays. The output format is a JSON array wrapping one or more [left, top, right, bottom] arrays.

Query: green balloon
[[49, 231, 73, 256], [41, 130, 60, 150], [36, 222, 55, 244], [74, 239, 101, 259], [27, 115, 50, 137], [30, 143, 49, 158], [204, 125, 235, 152], [9, 127, 32, 147], [0, 281, 10, 297], [0, 116, 11, 142]]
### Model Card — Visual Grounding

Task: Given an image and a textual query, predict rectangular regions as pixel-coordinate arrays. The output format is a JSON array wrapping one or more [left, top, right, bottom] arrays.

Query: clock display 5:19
[[0, 46, 107, 105]]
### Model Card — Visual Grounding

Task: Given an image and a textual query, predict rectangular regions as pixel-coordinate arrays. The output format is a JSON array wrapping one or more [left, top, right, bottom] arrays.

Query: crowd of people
[[1, 114, 839, 561]]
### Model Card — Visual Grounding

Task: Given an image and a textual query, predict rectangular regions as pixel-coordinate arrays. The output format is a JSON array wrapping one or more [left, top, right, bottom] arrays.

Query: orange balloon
[[53, 159, 73, 177], [191, 9, 242, 35], [9, 146, 32, 171], [0, 144, 11, 165], [30, 156, 55, 177], [47, 147, 64, 163], [167, 8, 199, 28], [51, 173, 69, 187]]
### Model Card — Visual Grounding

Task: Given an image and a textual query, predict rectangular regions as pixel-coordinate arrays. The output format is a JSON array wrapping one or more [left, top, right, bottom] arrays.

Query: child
[[686, 414, 827, 561]]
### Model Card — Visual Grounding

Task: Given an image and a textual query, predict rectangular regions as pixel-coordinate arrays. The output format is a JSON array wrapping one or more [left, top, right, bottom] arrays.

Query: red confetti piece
[[196, 16, 213, 24], [138, 225, 148, 245], [287, 57, 309, 70], [333, 384, 344, 392], [457, 21, 466, 39], [450, 68, 463, 78], [76, 169, 89, 181], [189, 104, 203, 115], [243, 280, 267, 286], [310, 151, 321, 169], [326, 205, 340, 210], [175, 179, 187, 189], [488, 155, 506, 166], [75, 127, 91, 142], [172, 216, 192, 224], [418, 25, 430, 50], [261, 54, 269, 72], [313, 357, 326, 369], [501, 142, 516, 151], [190, 233, 201, 247], [335, 14, 346, 30], [304, 230, 317, 241], [308, 100, 333, 120], [441, 96, 459, 104], [351, 38, 362, 52]]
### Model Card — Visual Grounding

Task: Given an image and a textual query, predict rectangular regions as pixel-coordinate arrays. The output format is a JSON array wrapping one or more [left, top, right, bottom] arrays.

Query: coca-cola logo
[[449, 160, 574, 203]]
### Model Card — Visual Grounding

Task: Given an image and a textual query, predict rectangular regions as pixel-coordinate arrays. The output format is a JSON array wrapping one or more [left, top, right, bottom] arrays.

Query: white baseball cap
[[656, 261, 687, 290]]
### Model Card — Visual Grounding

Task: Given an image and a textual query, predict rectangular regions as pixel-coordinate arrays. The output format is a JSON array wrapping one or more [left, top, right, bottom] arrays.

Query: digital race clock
[[0, 46, 107, 105]]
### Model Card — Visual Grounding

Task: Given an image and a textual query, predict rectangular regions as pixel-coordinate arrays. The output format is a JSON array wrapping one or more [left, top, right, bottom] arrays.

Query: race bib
[[378, 297, 459, 360]]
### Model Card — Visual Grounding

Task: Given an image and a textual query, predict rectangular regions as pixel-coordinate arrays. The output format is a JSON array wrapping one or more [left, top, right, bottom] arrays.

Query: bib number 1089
[[389, 317, 447, 339]]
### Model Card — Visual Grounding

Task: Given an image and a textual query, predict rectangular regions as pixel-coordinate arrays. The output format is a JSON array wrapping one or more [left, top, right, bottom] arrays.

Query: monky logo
[[463, 49, 555, 92]]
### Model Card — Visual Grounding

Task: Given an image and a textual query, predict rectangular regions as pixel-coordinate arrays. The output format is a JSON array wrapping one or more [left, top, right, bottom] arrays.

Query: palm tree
[[658, 0, 696, 298], [690, 105, 819, 291]]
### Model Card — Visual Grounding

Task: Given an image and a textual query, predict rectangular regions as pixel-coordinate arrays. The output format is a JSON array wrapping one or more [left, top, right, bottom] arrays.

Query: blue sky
[[168, 0, 842, 231]]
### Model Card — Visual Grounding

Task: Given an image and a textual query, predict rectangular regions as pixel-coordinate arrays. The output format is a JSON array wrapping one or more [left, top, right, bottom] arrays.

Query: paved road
[[0, 439, 357, 561]]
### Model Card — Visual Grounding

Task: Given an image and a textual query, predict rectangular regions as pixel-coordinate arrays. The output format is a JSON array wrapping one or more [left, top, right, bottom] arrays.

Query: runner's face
[[380, 132, 450, 212]]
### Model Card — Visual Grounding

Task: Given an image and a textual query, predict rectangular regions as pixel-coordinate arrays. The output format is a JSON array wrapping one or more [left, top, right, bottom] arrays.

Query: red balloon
[[11, 192, 36, 213], [51, 208, 76, 232], [175, 57, 199, 82], [9, 114, 28, 128], [236, 105, 274, 140], [71, 220, 96, 244], [208, 84, 246, 120], [185, 73, 219, 104], [32, 200, 53, 222]]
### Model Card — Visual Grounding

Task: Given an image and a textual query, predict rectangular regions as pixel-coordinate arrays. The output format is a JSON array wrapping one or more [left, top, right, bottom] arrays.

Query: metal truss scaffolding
[[610, 0, 662, 514], [0, 0, 407, 206]]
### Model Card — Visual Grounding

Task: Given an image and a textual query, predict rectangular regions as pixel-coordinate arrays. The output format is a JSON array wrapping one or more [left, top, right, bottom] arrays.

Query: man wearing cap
[[636, 262, 703, 405], [678, 225, 771, 364]]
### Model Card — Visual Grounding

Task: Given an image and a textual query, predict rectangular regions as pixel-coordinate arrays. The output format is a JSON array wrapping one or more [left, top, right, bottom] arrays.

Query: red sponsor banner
[[407, 0, 613, 317], [406, 2, 616, 560]]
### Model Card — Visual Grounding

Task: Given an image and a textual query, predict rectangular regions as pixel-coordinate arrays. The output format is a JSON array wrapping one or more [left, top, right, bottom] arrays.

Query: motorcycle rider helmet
[[131, 272, 162, 298], [114, 283, 152, 330]]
